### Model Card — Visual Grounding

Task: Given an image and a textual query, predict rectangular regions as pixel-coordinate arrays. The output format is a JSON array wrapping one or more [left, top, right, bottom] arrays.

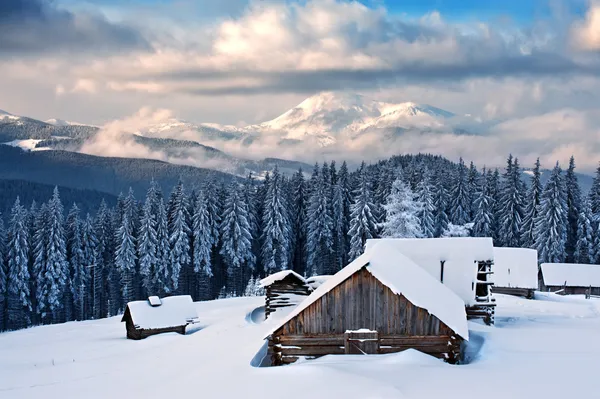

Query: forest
[[0, 152, 597, 331]]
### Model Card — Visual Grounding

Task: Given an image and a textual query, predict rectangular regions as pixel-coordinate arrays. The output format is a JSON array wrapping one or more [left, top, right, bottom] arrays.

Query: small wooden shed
[[491, 247, 538, 298], [266, 242, 469, 366], [365, 237, 496, 325], [540, 263, 600, 297], [121, 295, 199, 340], [260, 270, 311, 319]]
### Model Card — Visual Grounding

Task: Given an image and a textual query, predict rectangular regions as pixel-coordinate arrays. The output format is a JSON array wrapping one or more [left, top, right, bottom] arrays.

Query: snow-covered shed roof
[[365, 238, 494, 305], [541, 263, 600, 288], [122, 295, 199, 330], [268, 242, 469, 340], [259, 270, 306, 288], [305, 275, 332, 290], [493, 247, 538, 289]]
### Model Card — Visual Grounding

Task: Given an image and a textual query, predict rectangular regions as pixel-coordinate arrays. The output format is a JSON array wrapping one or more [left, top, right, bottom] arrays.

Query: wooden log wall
[[265, 276, 311, 319], [467, 260, 495, 325], [492, 286, 535, 299]]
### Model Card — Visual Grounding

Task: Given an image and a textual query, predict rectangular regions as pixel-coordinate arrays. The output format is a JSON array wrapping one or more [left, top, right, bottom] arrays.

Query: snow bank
[[541, 263, 600, 287], [365, 238, 494, 306], [124, 295, 199, 329], [493, 247, 538, 289], [269, 241, 468, 340], [259, 270, 306, 288]]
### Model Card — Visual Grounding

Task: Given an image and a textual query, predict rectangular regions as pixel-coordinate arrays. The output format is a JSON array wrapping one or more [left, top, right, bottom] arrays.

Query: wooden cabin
[[266, 242, 469, 366], [540, 263, 600, 297], [121, 295, 199, 340], [491, 247, 538, 299], [365, 237, 496, 325], [259, 270, 311, 319]]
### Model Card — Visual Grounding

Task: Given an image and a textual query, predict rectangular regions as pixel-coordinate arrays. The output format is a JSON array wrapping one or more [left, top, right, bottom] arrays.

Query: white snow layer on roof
[[305, 275, 332, 290], [493, 247, 538, 289], [365, 238, 494, 305], [259, 270, 306, 288], [269, 242, 468, 340], [125, 295, 199, 330], [541, 263, 600, 287]]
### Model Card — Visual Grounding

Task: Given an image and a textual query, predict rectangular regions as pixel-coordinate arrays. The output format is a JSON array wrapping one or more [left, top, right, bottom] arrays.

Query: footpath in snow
[[0, 294, 599, 399]]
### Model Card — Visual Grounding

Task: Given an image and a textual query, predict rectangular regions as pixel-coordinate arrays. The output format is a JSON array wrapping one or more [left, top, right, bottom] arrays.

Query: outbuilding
[[266, 242, 469, 366], [259, 270, 311, 319], [492, 247, 538, 299], [365, 237, 496, 324], [540, 263, 600, 297], [121, 295, 199, 340]]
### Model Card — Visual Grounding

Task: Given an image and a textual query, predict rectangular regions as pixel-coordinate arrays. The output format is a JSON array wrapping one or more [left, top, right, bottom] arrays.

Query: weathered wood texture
[[264, 274, 311, 319], [467, 261, 495, 325], [269, 267, 463, 366], [492, 286, 535, 299], [122, 307, 187, 340], [545, 285, 600, 296]]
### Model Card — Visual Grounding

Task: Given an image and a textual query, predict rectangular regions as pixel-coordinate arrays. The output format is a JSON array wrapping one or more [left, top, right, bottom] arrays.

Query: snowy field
[[1, 294, 599, 399]]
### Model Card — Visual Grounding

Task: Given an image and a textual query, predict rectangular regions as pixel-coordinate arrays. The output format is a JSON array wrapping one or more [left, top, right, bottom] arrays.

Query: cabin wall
[[492, 286, 535, 299], [545, 285, 600, 296], [265, 276, 311, 319], [270, 268, 462, 365]]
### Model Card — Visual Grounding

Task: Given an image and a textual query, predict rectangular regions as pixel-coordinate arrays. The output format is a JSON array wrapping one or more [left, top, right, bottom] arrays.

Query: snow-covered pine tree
[[66, 204, 87, 321], [574, 198, 594, 264], [588, 164, 600, 219], [373, 162, 395, 227], [450, 158, 471, 225], [306, 168, 334, 275], [261, 166, 291, 274], [331, 182, 347, 272], [534, 163, 568, 264], [467, 161, 478, 220], [154, 195, 172, 297], [32, 203, 49, 324], [26, 201, 38, 325], [565, 156, 582, 262], [416, 168, 435, 238], [6, 198, 31, 330], [489, 168, 502, 242], [115, 211, 137, 308], [167, 180, 191, 295], [81, 214, 97, 320], [243, 176, 259, 276], [472, 169, 495, 238], [220, 183, 254, 296], [348, 165, 378, 261], [381, 176, 423, 238], [138, 181, 159, 296], [433, 173, 450, 238], [337, 161, 352, 266], [192, 190, 214, 301], [93, 200, 113, 318], [498, 155, 525, 247], [0, 212, 6, 330], [244, 276, 255, 297], [289, 169, 307, 275], [521, 159, 542, 248]]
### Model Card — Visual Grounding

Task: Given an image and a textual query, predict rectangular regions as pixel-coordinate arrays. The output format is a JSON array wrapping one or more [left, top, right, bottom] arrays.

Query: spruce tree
[[588, 164, 600, 218], [261, 166, 291, 273], [565, 156, 582, 262], [289, 169, 307, 274], [94, 200, 112, 318], [337, 161, 352, 266], [81, 214, 97, 320], [498, 155, 525, 247], [575, 198, 594, 264], [6, 198, 31, 330], [450, 158, 471, 225], [535, 163, 568, 264], [331, 182, 347, 272], [154, 196, 172, 296], [168, 180, 191, 295], [138, 182, 159, 296], [467, 161, 478, 220], [416, 169, 435, 238], [381, 177, 422, 238], [472, 169, 495, 238], [115, 212, 137, 307], [0, 213, 6, 330], [306, 169, 334, 275], [66, 204, 86, 321], [522, 159, 542, 248], [433, 173, 450, 238], [192, 190, 214, 300], [348, 165, 378, 261]]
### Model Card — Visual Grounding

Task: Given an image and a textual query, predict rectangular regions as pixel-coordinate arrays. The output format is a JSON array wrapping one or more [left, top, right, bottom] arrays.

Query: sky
[[1, 0, 600, 170]]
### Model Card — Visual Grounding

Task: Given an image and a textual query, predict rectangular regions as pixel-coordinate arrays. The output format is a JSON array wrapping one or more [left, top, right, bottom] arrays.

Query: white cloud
[[572, 2, 600, 50]]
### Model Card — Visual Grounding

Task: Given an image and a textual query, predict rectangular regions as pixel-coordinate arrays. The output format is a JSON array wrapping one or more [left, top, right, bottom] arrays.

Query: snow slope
[[1, 294, 599, 399]]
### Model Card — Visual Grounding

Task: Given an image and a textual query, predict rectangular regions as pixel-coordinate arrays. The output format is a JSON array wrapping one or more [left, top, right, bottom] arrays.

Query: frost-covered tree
[[168, 180, 191, 295], [589, 164, 600, 219], [450, 158, 471, 225], [81, 214, 97, 320], [522, 159, 542, 248], [115, 212, 137, 307], [306, 170, 334, 275], [6, 198, 31, 330], [94, 200, 114, 318], [138, 181, 159, 296], [261, 166, 291, 273], [472, 170, 495, 238], [0, 213, 6, 330], [498, 155, 525, 247], [154, 196, 172, 297], [348, 165, 378, 261], [443, 223, 473, 238], [575, 198, 594, 264], [192, 190, 214, 300], [331, 182, 347, 271], [66, 204, 87, 321], [565, 156, 582, 262], [381, 177, 423, 238], [337, 161, 352, 266], [289, 169, 307, 274], [467, 162, 478, 220], [416, 169, 435, 238], [535, 163, 568, 264], [433, 174, 450, 238], [220, 183, 254, 295]]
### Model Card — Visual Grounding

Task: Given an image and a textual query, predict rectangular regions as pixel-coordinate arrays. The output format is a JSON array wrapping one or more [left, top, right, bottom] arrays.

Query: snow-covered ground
[[1, 294, 599, 399]]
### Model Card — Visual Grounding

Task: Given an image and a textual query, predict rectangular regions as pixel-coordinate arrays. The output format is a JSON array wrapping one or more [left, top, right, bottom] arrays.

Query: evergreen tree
[[0, 213, 6, 330], [522, 159, 542, 248], [115, 210, 137, 307], [306, 169, 334, 275], [66, 204, 87, 321], [588, 164, 600, 219], [138, 182, 160, 296], [489, 168, 502, 242], [94, 200, 113, 318], [467, 161, 478, 220], [433, 173, 450, 238], [261, 166, 291, 273], [498, 155, 525, 247], [154, 196, 172, 297], [192, 190, 214, 301], [32, 203, 49, 323], [565, 156, 582, 262], [535, 163, 568, 264], [450, 158, 471, 225], [381, 176, 422, 238], [331, 182, 347, 272], [348, 165, 378, 261], [168, 180, 191, 295], [575, 198, 594, 264], [416, 169, 435, 238], [289, 169, 307, 274], [81, 214, 97, 320], [472, 169, 495, 238], [337, 161, 352, 266], [6, 198, 31, 330]]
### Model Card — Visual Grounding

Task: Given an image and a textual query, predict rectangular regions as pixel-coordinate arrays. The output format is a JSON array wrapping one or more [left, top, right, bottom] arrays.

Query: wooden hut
[[121, 295, 199, 340], [259, 270, 311, 319], [491, 247, 538, 298], [540, 263, 600, 297], [266, 242, 469, 366], [365, 238, 496, 325]]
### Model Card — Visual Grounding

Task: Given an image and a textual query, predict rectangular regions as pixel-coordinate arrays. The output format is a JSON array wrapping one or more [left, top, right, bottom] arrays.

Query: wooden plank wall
[[265, 276, 311, 319]]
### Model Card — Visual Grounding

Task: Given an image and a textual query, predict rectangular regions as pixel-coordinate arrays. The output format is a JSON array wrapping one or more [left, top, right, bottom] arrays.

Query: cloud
[[0, 0, 150, 57], [572, 2, 600, 50]]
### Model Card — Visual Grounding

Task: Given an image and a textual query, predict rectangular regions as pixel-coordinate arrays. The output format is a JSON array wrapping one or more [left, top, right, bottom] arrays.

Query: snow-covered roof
[[493, 248, 538, 289], [259, 270, 306, 288], [305, 275, 332, 290], [365, 238, 494, 305], [541, 263, 600, 287], [268, 242, 468, 340], [123, 295, 199, 330]]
